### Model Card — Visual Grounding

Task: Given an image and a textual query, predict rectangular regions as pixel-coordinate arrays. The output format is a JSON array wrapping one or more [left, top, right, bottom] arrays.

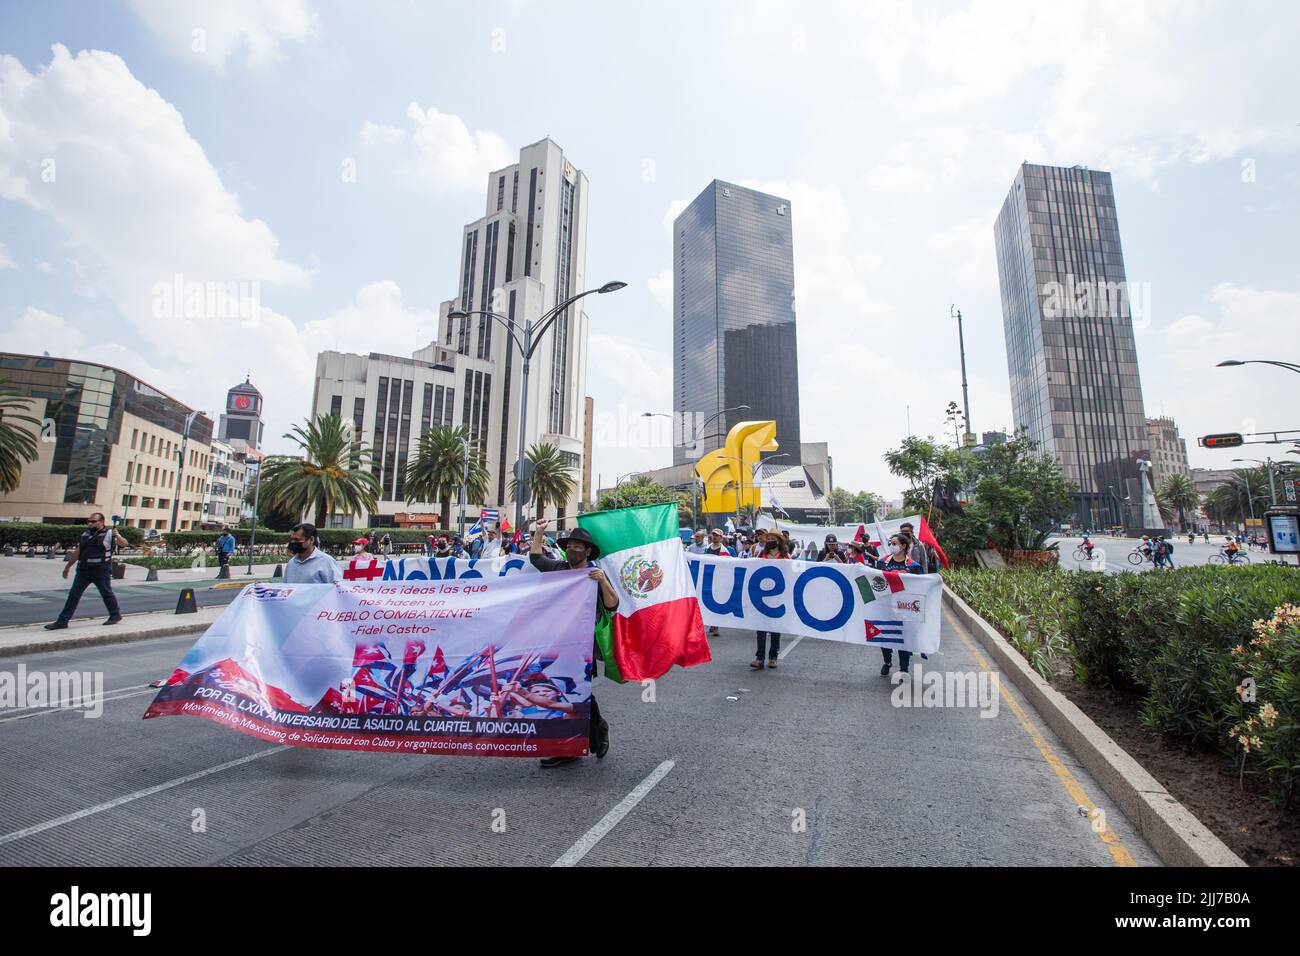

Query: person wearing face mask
[[352, 537, 372, 558], [45, 512, 127, 629], [875, 534, 923, 676], [283, 522, 342, 584], [752, 533, 789, 669]]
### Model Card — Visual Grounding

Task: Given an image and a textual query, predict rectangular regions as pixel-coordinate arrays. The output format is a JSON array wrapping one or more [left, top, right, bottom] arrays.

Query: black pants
[[755, 631, 781, 659], [880, 648, 912, 672], [589, 694, 608, 751], [57, 563, 120, 623], [218, 549, 230, 567]]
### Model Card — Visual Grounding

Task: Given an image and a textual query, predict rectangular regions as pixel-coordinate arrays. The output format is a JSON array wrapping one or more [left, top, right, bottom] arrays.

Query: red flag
[[882, 570, 906, 593], [853, 524, 866, 542], [917, 516, 950, 569]]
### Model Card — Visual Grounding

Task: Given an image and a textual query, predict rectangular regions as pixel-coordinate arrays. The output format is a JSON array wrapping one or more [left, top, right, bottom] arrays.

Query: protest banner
[[144, 569, 598, 758], [688, 554, 942, 653]]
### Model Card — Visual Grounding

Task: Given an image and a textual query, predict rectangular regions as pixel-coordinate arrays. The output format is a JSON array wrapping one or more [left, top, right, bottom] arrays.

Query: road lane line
[[944, 607, 1137, 867], [551, 759, 675, 867], [0, 686, 158, 723], [777, 636, 802, 660], [0, 746, 289, 847]]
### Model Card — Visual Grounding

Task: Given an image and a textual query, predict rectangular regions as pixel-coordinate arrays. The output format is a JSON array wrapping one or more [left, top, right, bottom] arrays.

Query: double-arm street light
[[448, 281, 626, 535]]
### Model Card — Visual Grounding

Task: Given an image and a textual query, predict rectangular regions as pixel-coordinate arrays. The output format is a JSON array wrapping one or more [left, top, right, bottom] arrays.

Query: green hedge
[[0, 522, 144, 549], [946, 563, 1300, 805]]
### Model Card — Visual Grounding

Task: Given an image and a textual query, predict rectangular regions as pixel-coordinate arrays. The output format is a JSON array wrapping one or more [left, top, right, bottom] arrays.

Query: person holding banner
[[876, 534, 923, 676], [530, 519, 619, 768], [752, 533, 789, 669], [898, 522, 933, 574]]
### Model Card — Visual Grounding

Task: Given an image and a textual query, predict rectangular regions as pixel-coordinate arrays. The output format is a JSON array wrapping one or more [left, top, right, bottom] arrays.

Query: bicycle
[[1127, 548, 1153, 566], [1072, 544, 1094, 561], [1208, 549, 1251, 566]]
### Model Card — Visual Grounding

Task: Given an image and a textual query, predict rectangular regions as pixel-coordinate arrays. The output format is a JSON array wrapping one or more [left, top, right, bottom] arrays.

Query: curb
[[943, 584, 1245, 868], [0, 608, 221, 659]]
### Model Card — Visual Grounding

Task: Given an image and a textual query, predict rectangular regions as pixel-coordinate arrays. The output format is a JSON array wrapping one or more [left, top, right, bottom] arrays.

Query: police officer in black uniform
[[45, 512, 127, 629]]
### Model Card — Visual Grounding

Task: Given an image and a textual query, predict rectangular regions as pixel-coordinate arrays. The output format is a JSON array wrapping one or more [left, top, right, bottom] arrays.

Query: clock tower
[[217, 376, 264, 455]]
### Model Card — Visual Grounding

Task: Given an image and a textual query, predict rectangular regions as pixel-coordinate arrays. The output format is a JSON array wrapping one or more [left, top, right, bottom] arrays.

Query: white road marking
[[0, 746, 289, 846], [0, 686, 158, 723], [777, 636, 802, 660], [551, 759, 675, 867]]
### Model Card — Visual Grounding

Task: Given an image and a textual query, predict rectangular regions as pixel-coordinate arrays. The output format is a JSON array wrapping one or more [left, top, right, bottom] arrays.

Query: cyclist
[[1139, 535, 1154, 562], [1082, 533, 1094, 561], [1224, 535, 1241, 565]]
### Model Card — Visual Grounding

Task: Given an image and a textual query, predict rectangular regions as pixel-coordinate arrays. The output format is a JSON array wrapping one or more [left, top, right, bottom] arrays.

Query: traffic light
[[1199, 433, 1244, 448]]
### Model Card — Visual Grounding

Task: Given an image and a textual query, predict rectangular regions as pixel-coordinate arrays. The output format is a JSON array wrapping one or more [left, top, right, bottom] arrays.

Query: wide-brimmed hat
[[557, 526, 601, 559]]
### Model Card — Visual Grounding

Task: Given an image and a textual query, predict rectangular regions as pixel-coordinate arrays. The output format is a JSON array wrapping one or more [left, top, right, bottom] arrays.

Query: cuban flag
[[864, 619, 905, 644], [480, 507, 499, 522]]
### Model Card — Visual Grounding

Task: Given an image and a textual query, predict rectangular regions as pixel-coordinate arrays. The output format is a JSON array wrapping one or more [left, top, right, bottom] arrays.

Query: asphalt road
[[1052, 535, 1280, 574], [0, 612, 1159, 867], [0, 577, 248, 627]]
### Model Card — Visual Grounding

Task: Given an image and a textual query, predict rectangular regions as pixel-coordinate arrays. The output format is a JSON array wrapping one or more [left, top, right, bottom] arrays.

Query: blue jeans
[[756, 632, 781, 660], [57, 563, 120, 622]]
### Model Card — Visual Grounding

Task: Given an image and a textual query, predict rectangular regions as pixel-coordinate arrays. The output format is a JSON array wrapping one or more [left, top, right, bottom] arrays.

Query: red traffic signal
[[1199, 433, 1244, 448]]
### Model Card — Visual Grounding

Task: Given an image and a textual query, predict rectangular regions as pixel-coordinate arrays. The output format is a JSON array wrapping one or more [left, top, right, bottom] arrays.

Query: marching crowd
[[683, 523, 938, 677]]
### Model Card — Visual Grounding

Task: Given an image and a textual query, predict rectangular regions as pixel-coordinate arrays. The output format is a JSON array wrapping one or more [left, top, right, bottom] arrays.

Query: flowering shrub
[[1225, 604, 1300, 807]]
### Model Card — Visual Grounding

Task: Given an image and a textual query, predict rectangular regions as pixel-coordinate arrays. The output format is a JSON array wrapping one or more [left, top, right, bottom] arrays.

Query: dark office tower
[[994, 162, 1150, 529], [673, 180, 801, 465]]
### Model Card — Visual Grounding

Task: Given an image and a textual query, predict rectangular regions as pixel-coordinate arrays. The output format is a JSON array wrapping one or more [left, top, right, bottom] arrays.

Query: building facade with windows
[[1145, 416, 1190, 488], [201, 438, 248, 527], [672, 180, 801, 465], [0, 352, 215, 530], [310, 137, 591, 528], [994, 162, 1149, 529]]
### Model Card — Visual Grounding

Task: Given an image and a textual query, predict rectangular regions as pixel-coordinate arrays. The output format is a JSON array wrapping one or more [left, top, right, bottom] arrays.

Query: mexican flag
[[578, 503, 711, 681]]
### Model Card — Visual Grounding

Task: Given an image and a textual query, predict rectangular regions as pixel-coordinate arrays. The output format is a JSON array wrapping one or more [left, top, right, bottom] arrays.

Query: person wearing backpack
[[1160, 535, 1175, 570]]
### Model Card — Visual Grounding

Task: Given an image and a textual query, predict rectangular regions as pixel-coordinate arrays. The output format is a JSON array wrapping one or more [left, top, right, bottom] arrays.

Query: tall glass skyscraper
[[673, 180, 801, 465], [994, 162, 1149, 528]]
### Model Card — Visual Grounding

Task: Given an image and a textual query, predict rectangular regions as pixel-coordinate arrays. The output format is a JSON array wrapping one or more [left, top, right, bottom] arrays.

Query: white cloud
[[126, 0, 318, 70], [0, 242, 14, 269], [360, 104, 514, 196], [3, 307, 87, 354], [926, 213, 1000, 292], [663, 199, 689, 235], [647, 268, 672, 313]]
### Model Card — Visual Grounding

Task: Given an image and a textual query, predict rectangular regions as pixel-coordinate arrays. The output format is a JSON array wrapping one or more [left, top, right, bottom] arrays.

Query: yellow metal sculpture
[[697, 420, 778, 515]]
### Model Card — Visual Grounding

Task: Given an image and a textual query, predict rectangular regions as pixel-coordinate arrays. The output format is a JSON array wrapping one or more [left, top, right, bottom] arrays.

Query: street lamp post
[[449, 281, 626, 536], [1217, 359, 1300, 375], [245, 453, 264, 575], [641, 404, 750, 528], [122, 453, 142, 525], [459, 436, 470, 537], [169, 410, 202, 533]]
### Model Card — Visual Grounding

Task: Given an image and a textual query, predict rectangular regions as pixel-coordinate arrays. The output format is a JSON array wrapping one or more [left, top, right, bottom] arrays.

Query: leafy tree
[[0, 381, 41, 494], [596, 476, 677, 511], [1158, 473, 1199, 532], [510, 442, 575, 519], [260, 415, 382, 527], [405, 425, 491, 531]]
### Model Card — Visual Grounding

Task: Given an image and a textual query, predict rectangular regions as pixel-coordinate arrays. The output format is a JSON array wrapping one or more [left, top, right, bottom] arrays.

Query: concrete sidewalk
[[0, 605, 222, 657], [0, 555, 283, 593]]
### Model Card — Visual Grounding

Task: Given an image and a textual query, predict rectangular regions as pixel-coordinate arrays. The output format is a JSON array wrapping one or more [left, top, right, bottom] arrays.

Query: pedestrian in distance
[[45, 512, 126, 629], [528, 518, 618, 768], [752, 534, 788, 669], [283, 522, 342, 584], [216, 527, 237, 577], [379, 532, 392, 557]]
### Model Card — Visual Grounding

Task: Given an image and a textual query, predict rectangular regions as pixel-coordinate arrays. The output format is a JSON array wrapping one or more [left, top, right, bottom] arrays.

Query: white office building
[[311, 137, 592, 528]]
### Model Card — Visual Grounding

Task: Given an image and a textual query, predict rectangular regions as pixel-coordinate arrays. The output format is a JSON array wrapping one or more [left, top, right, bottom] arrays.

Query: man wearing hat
[[818, 533, 848, 563], [529, 519, 619, 768]]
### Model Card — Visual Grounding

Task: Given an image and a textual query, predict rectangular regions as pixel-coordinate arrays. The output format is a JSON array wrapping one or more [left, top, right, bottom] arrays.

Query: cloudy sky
[[1, 0, 1296, 499]]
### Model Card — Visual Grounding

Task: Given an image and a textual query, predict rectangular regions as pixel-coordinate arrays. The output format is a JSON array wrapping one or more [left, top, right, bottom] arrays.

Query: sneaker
[[539, 756, 580, 768], [44, 621, 68, 631], [750, 659, 765, 669], [879, 662, 891, 677], [767, 658, 778, 668], [104, 614, 123, 625], [708, 626, 720, 636]]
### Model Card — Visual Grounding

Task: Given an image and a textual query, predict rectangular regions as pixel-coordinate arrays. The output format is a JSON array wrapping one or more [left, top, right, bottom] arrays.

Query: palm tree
[[1158, 474, 1199, 532], [510, 442, 575, 520], [260, 415, 381, 528], [1154, 490, 1175, 527], [404, 425, 490, 531], [0, 381, 42, 494]]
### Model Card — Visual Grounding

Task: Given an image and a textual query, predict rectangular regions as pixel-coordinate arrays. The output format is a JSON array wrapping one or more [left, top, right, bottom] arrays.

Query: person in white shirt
[[478, 527, 503, 559], [283, 523, 342, 584]]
